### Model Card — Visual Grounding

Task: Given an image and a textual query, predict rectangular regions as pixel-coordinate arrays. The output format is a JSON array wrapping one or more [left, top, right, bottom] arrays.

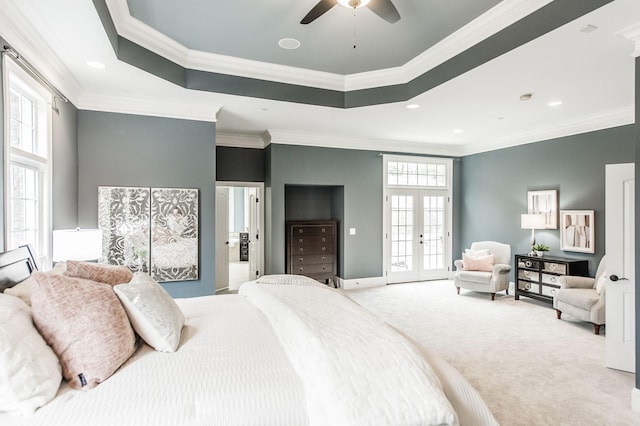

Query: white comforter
[[240, 280, 459, 426]]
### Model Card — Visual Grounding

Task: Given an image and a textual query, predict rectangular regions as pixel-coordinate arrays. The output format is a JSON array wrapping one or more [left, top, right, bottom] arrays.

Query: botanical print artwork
[[98, 186, 150, 272], [150, 188, 199, 282]]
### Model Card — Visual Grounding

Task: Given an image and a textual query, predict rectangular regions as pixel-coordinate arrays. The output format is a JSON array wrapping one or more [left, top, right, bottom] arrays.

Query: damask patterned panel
[[98, 186, 150, 272], [150, 188, 199, 282]]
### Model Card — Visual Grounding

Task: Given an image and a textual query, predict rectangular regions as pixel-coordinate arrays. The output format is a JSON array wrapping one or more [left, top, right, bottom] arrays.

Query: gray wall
[[77, 111, 216, 298], [266, 144, 383, 279], [460, 124, 635, 277], [216, 146, 264, 182]]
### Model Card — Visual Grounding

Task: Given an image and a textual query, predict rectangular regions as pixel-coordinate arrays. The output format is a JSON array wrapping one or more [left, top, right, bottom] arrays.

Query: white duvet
[[240, 280, 459, 426]]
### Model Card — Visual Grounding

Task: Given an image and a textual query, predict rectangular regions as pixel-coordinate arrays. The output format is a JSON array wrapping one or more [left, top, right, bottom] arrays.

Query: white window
[[3, 56, 52, 267]]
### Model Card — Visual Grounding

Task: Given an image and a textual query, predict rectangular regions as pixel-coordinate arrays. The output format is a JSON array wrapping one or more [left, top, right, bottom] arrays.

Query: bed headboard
[[0, 245, 38, 293]]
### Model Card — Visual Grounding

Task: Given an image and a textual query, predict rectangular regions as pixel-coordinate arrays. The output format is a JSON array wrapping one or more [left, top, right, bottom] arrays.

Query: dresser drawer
[[518, 269, 539, 281], [542, 285, 560, 298], [543, 262, 566, 275], [292, 263, 335, 275], [293, 245, 333, 255], [291, 254, 334, 265], [290, 225, 334, 236], [541, 273, 561, 286], [291, 235, 332, 247]]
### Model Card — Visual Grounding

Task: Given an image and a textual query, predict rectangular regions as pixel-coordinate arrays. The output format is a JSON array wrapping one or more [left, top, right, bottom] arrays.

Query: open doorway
[[215, 182, 264, 292]]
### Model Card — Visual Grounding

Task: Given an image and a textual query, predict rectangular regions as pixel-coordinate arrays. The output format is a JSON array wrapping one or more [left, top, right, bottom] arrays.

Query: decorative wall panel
[[98, 186, 199, 281]]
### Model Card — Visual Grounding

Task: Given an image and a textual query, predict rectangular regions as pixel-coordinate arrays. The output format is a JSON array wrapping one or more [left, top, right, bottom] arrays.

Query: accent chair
[[454, 241, 512, 301]]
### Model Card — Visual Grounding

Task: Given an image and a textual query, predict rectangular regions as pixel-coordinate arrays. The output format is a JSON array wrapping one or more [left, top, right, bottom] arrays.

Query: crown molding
[[216, 132, 266, 149], [107, 0, 551, 92], [265, 129, 464, 157], [617, 22, 640, 57], [0, 0, 83, 105], [78, 93, 222, 122], [459, 107, 634, 156]]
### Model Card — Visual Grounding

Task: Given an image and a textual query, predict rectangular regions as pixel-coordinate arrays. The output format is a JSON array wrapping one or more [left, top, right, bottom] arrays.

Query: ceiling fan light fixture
[[337, 0, 371, 9]]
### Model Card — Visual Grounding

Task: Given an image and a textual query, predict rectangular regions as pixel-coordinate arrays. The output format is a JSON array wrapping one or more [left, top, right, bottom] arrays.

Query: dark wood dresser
[[514, 254, 589, 303], [286, 220, 337, 287]]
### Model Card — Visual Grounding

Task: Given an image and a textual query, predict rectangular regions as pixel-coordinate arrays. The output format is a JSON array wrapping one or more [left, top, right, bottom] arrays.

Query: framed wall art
[[560, 210, 594, 253], [527, 190, 558, 229], [98, 186, 199, 281], [150, 188, 199, 282]]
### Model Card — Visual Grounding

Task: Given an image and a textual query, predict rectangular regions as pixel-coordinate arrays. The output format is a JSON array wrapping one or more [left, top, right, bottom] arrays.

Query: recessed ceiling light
[[519, 93, 533, 101], [548, 100, 563, 107], [406, 104, 420, 109], [453, 129, 463, 134], [579, 24, 598, 33], [278, 38, 301, 50], [86, 61, 105, 69]]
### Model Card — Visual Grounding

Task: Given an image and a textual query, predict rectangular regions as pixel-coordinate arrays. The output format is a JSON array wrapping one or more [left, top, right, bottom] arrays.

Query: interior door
[[215, 187, 229, 291], [386, 188, 450, 283], [605, 163, 635, 372]]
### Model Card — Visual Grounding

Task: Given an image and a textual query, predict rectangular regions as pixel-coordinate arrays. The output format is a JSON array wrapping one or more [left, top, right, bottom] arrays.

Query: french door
[[386, 188, 450, 283]]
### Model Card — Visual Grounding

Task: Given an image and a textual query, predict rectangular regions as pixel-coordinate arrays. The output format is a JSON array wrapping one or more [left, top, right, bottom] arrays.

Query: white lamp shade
[[53, 229, 103, 261], [521, 214, 546, 230]]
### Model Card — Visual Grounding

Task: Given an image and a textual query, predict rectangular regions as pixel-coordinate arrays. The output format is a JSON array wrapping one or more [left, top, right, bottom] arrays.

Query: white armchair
[[454, 241, 512, 300], [553, 256, 606, 335]]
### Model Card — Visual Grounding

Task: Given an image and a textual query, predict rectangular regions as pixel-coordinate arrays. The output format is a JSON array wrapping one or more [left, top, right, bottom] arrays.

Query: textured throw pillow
[[64, 261, 133, 286], [30, 272, 137, 390], [462, 252, 494, 272], [0, 293, 62, 416], [114, 273, 185, 353], [596, 271, 607, 294]]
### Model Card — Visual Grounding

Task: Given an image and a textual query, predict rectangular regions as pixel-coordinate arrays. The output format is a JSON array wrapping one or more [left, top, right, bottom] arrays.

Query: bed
[[0, 246, 498, 425]]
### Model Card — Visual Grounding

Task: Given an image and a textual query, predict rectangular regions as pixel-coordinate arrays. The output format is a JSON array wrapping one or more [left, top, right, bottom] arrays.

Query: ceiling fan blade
[[367, 0, 400, 23], [300, 0, 338, 24]]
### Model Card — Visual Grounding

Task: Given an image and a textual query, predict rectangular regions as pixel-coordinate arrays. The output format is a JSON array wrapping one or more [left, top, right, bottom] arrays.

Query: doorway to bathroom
[[215, 182, 264, 292]]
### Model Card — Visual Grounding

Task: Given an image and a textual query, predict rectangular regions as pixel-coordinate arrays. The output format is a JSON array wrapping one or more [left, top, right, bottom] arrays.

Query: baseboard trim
[[632, 387, 640, 412], [339, 276, 386, 290]]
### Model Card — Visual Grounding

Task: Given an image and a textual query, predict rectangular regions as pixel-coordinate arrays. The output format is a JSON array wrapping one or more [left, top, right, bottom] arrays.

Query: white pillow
[[465, 248, 490, 257], [3, 262, 66, 307], [114, 273, 185, 352], [596, 271, 607, 295], [256, 274, 326, 287], [0, 293, 62, 416]]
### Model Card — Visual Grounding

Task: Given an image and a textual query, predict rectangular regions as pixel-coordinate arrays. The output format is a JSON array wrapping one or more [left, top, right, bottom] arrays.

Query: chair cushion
[[457, 270, 492, 284], [555, 288, 600, 310]]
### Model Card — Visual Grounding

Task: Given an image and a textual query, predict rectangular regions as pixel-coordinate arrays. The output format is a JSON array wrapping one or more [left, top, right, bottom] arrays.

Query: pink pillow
[[462, 253, 494, 272], [64, 261, 133, 286], [30, 272, 137, 390]]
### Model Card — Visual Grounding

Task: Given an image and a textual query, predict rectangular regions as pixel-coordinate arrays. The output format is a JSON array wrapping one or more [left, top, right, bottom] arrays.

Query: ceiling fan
[[301, 0, 401, 25]]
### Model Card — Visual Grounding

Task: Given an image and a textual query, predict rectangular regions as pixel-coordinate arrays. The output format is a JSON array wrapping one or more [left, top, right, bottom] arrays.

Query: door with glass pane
[[386, 188, 449, 283]]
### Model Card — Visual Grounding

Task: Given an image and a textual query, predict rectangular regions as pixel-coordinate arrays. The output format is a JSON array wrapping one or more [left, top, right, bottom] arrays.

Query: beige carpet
[[345, 280, 640, 426]]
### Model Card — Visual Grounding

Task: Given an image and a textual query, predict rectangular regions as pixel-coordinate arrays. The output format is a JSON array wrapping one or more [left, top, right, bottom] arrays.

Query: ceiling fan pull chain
[[352, 9, 358, 49]]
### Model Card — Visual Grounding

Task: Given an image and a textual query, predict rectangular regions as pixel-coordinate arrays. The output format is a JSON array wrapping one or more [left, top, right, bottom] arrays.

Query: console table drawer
[[518, 269, 539, 281]]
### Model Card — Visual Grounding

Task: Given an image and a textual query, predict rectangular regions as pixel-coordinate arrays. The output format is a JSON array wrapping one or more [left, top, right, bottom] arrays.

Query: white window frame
[[382, 155, 453, 282], [3, 56, 52, 268]]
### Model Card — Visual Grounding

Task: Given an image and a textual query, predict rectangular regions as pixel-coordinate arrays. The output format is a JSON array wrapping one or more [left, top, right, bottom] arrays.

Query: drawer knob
[[298, 267, 304, 272], [299, 238, 303, 243], [322, 256, 326, 262], [299, 247, 304, 252], [322, 247, 326, 252], [550, 276, 556, 283], [299, 257, 304, 262]]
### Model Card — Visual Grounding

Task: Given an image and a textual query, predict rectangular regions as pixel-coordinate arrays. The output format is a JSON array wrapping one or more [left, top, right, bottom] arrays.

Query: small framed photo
[[560, 210, 595, 253], [528, 190, 558, 229]]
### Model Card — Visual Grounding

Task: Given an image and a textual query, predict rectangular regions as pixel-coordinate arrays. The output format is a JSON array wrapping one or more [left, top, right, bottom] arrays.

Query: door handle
[[609, 274, 628, 282]]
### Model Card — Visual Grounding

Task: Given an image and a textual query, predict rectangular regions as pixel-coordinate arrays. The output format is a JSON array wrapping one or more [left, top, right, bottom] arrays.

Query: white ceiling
[[0, 0, 638, 156]]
